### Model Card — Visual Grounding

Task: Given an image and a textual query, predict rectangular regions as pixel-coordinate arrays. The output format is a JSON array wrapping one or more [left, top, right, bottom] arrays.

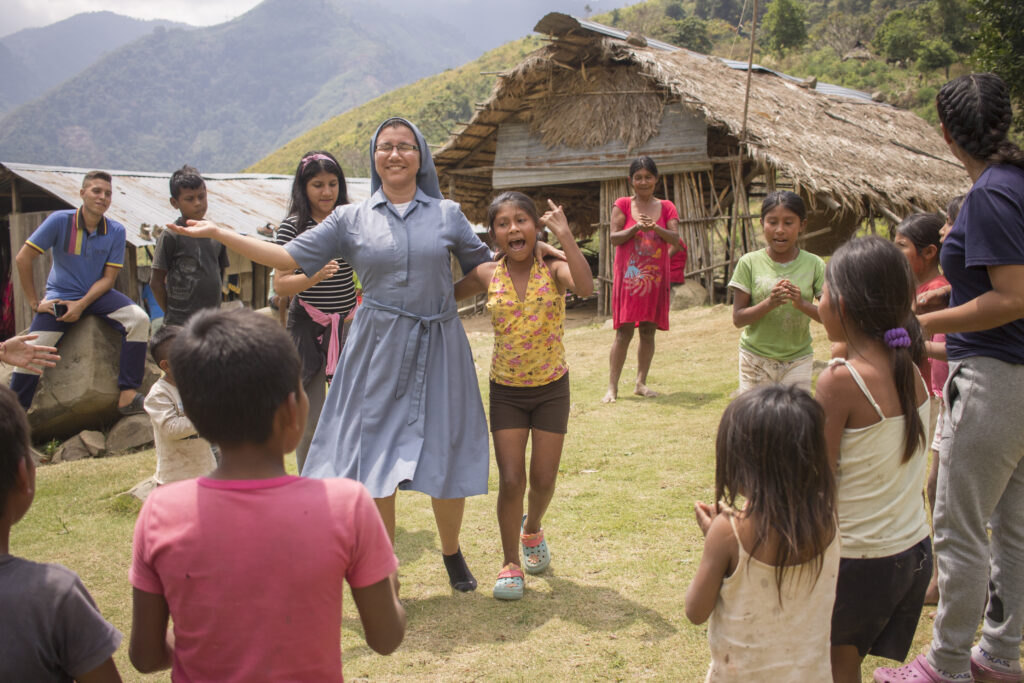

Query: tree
[[820, 11, 873, 58], [659, 18, 713, 53], [762, 0, 809, 54], [873, 9, 923, 63], [694, 0, 711, 20], [970, 0, 1024, 131], [712, 0, 744, 25], [917, 38, 956, 77], [665, 2, 686, 20], [927, 0, 974, 53]]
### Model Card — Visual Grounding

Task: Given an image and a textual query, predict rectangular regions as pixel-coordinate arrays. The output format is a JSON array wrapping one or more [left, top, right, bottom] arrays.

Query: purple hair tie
[[884, 327, 911, 349], [301, 153, 335, 172]]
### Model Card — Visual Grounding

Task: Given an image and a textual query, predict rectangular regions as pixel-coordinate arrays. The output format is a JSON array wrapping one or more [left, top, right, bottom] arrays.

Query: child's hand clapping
[[694, 501, 721, 537], [315, 261, 340, 282], [770, 279, 791, 306]]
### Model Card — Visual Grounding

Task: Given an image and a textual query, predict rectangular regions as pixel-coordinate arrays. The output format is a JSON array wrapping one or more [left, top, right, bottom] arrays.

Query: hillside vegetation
[[247, 37, 542, 176], [600, 0, 1020, 130], [252, 0, 1020, 176]]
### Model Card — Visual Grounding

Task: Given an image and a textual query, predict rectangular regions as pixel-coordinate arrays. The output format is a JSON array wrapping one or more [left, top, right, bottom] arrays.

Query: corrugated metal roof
[[2, 162, 371, 247], [534, 13, 875, 103]]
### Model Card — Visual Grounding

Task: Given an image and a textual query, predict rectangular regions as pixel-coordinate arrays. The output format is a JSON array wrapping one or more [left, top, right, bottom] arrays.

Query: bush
[[658, 17, 714, 53], [874, 10, 924, 63], [916, 38, 956, 75]]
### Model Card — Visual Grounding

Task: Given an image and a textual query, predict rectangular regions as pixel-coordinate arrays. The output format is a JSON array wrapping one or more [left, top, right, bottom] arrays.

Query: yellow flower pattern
[[487, 257, 568, 386]]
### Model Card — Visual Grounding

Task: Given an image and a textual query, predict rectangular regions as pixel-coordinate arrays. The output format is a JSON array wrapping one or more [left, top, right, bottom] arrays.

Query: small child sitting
[[131, 325, 216, 500], [128, 308, 404, 680], [0, 386, 123, 682], [151, 165, 229, 327]]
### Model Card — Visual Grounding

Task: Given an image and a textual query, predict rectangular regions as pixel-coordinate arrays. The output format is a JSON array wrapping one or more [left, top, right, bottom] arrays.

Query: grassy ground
[[14, 305, 948, 681]]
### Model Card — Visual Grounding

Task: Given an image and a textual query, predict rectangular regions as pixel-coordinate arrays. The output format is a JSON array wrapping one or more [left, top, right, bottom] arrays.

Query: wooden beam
[[878, 205, 901, 224]]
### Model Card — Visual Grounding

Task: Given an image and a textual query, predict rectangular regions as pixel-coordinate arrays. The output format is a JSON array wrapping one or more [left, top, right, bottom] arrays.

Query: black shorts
[[489, 373, 570, 434], [831, 537, 933, 661]]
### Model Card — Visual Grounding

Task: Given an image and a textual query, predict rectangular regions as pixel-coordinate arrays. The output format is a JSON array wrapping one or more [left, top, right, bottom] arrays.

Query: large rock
[[671, 281, 708, 310], [127, 477, 159, 502], [79, 430, 106, 458], [0, 315, 159, 442], [106, 414, 154, 454], [52, 434, 90, 463]]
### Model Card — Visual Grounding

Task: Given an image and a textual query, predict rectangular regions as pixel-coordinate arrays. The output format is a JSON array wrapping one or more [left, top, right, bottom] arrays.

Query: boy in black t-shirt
[[151, 166, 230, 326]]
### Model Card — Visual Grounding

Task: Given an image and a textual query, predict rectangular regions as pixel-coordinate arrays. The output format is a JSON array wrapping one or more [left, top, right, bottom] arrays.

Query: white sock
[[973, 645, 1023, 674]]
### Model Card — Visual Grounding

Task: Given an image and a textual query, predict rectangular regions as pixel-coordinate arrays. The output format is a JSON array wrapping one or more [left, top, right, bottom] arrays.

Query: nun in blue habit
[[283, 117, 490, 591]]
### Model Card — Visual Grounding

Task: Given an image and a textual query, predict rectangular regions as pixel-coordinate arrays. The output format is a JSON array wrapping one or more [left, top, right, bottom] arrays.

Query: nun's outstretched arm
[[166, 220, 298, 271]]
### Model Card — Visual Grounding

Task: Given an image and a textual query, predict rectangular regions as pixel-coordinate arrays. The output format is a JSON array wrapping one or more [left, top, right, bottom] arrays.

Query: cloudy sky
[[1, 0, 263, 36]]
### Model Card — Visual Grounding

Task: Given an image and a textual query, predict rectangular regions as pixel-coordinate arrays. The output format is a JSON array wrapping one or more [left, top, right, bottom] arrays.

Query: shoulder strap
[[828, 358, 885, 419], [726, 512, 747, 561]]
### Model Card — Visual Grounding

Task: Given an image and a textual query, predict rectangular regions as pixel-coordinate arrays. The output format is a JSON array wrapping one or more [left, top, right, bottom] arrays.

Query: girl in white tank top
[[815, 237, 931, 681], [686, 384, 839, 682]]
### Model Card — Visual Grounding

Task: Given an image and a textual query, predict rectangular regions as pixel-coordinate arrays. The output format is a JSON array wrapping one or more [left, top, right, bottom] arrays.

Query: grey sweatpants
[[928, 356, 1024, 674]]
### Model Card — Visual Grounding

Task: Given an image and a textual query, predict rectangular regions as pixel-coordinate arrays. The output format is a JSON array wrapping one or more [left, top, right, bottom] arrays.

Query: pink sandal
[[874, 655, 959, 682], [493, 563, 524, 600], [520, 515, 551, 575]]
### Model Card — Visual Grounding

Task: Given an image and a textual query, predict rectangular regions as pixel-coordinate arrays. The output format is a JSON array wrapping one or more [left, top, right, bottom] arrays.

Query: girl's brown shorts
[[488, 372, 570, 434]]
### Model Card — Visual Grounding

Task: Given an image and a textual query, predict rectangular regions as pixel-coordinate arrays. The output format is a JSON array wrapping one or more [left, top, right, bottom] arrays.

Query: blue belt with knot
[[360, 296, 459, 425]]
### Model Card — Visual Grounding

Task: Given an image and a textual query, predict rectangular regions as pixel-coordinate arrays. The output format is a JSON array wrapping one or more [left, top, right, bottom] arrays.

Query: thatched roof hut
[[435, 13, 968, 308]]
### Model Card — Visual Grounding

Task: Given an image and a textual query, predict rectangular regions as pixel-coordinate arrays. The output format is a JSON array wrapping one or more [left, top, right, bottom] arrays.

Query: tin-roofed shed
[[0, 162, 370, 332]]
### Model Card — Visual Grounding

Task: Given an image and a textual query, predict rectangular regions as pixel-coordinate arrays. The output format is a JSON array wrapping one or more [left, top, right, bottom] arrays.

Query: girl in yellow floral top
[[455, 192, 593, 600]]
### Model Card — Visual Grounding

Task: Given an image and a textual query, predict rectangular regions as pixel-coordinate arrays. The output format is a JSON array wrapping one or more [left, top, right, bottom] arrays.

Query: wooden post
[[10, 179, 21, 214], [10, 212, 51, 333], [115, 245, 141, 305], [252, 263, 268, 309], [598, 180, 611, 317]]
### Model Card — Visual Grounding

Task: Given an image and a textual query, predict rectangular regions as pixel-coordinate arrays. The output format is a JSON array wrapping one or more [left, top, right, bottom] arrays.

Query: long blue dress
[[284, 120, 491, 499]]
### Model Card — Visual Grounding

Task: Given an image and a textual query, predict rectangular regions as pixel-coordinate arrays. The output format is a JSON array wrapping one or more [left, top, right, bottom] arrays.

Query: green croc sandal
[[520, 514, 551, 575], [493, 563, 524, 600]]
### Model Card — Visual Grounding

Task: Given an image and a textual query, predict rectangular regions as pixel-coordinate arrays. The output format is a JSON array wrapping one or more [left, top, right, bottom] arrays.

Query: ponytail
[[887, 315, 926, 463]]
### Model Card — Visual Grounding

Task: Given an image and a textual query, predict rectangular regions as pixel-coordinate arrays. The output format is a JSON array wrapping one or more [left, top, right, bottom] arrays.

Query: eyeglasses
[[374, 142, 419, 155]]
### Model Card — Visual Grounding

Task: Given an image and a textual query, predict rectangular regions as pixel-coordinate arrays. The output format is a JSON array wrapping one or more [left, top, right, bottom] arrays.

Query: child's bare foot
[[924, 578, 939, 606], [601, 388, 617, 403], [634, 383, 659, 398]]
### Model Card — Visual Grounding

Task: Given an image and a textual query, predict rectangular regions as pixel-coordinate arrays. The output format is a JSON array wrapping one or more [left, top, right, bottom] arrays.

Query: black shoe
[[443, 548, 477, 592]]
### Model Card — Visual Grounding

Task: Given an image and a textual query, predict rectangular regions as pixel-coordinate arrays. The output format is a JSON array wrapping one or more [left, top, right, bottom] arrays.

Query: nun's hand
[[165, 219, 221, 239], [535, 240, 566, 262]]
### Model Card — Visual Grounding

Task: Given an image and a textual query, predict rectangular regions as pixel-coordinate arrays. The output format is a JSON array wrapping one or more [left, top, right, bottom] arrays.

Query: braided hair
[[936, 73, 1024, 170]]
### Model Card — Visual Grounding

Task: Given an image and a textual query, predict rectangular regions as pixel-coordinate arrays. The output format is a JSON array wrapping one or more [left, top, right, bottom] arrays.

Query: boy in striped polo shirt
[[9, 170, 150, 414]]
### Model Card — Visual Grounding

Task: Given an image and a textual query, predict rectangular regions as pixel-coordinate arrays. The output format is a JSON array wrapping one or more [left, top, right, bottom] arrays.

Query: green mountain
[[0, 12, 188, 116], [0, 0, 479, 172], [246, 37, 542, 176], [252, 0, 996, 180]]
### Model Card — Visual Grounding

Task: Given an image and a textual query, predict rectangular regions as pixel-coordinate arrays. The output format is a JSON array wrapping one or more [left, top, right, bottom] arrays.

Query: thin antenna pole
[[739, 0, 759, 146]]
